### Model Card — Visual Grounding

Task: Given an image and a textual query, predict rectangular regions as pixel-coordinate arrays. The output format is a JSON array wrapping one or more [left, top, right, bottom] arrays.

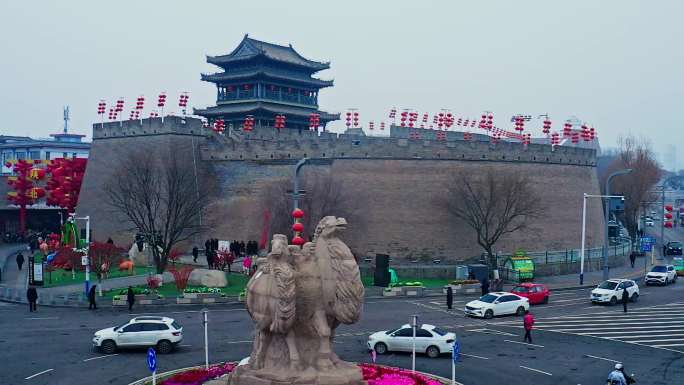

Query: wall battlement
[[92, 116, 205, 139], [202, 124, 597, 167]]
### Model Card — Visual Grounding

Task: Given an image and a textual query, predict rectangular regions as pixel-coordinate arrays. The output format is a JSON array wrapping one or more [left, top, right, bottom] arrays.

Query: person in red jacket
[[523, 310, 535, 343]]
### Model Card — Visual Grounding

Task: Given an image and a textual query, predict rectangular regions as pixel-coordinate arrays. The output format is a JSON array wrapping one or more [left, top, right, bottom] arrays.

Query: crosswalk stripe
[[520, 302, 684, 353]]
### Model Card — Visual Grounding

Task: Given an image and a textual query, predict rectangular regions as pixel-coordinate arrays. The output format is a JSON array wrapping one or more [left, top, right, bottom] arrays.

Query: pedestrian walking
[[243, 255, 252, 275], [446, 286, 453, 310], [16, 252, 25, 271], [481, 277, 490, 296], [629, 253, 636, 268], [622, 287, 629, 313], [27, 286, 38, 312], [107, 237, 114, 244], [192, 246, 199, 263], [523, 310, 535, 343], [126, 286, 135, 311], [88, 285, 98, 310]]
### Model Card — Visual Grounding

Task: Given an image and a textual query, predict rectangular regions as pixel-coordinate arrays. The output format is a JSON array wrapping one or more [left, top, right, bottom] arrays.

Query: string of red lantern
[[275, 114, 286, 131], [353, 111, 359, 127], [380, 122, 385, 130], [369, 121, 374, 131], [400, 111, 408, 127], [563, 122, 572, 137], [345, 112, 352, 128], [542, 118, 552, 135], [292, 208, 305, 246], [213, 119, 225, 133], [309, 113, 321, 131], [243, 116, 255, 132], [571, 131, 580, 144], [157, 92, 167, 119]]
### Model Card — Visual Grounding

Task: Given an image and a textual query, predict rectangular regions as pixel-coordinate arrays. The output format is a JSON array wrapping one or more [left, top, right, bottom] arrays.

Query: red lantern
[[665, 221, 674, 228], [665, 213, 673, 220], [292, 208, 304, 218], [292, 236, 305, 246], [665, 205, 673, 212], [292, 222, 304, 232]]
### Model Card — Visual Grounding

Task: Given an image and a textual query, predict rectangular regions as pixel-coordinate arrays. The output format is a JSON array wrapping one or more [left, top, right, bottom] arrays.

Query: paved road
[[3, 280, 684, 385]]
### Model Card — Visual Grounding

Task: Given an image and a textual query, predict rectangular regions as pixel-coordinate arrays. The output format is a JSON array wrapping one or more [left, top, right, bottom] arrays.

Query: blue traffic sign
[[147, 348, 157, 372], [642, 243, 653, 252], [641, 236, 655, 245]]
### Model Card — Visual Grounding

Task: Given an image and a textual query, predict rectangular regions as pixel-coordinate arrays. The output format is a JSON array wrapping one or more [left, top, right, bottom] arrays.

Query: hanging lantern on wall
[[542, 118, 552, 135], [345, 112, 352, 128]]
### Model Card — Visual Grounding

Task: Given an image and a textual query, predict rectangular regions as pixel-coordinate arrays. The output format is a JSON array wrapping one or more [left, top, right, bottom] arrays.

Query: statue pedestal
[[226, 364, 366, 385]]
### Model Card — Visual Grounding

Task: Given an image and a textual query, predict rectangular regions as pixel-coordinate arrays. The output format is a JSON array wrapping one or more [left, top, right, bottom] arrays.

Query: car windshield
[[671, 242, 683, 247], [172, 321, 182, 330], [385, 328, 399, 335], [113, 322, 128, 331], [598, 281, 618, 290], [652, 266, 668, 272], [479, 294, 499, 303], [431, 327, 448, 336], [511, 286, 529, 293]]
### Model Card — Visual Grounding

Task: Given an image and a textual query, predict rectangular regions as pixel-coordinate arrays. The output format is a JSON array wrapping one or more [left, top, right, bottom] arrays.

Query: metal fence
[[495, 237, 632, 266]]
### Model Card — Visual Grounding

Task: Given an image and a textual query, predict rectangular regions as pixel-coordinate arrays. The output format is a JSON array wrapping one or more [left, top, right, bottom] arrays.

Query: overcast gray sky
[[1, 1, 682, 169]]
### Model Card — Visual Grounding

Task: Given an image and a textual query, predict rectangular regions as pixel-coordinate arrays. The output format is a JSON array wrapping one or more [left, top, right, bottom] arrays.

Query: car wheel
[[484, 309, 494, 319], [610, 296, 617, 306], [157, 340, 173, 354], [542, 296, 549, 304], [374, 342, 388, 355], [100, 340, 117, 354], [631, 293, 639, 302], [426, 345, 440, 358], [516, 306, 526, 316]]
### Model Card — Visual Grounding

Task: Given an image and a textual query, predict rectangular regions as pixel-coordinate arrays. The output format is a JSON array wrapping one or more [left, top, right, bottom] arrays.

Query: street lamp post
[[603, 169, 632, 280], [410, 314, 418, 373], [293, 158, 309, 211], [580, 193, 624, 285]]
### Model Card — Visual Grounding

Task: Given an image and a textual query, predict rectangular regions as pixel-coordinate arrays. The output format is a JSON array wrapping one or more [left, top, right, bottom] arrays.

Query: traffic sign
[[641, 236, 655, 245], [642, 243, 653, 252], [147, 348, 157, 372]]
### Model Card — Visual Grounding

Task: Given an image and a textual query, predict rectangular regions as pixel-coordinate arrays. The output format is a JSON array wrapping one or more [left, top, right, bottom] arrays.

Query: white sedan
[[464, 292, 530, 319], [367, 324, 456, 358]]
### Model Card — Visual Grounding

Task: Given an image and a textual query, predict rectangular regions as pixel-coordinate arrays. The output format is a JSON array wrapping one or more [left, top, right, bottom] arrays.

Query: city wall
[[77, 117, 605, 262]]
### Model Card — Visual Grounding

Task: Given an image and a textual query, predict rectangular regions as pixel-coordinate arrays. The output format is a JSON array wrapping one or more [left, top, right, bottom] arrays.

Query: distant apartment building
[[1, 132, 90, 175]]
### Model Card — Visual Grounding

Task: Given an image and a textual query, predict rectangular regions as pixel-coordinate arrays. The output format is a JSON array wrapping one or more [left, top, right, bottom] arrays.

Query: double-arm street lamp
[[580, 193, 625, 285], [602, 169, 633, 280]]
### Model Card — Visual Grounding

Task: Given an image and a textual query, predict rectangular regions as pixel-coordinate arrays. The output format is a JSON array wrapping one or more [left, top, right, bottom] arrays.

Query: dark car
[[664, 241, 683, 256]]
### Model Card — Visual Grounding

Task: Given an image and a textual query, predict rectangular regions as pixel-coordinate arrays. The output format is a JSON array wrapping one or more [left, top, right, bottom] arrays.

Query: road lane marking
[[504, 339, 544, 348], [83, 354, 118, 362], [652, 343, 684, 347], [25, 369, 53, 380], [180, 344, 192, 347], [585, 354, 621, 363], [536, 318, 684, 325], [225, 340, 252, 344], [519, 365, 552, 376], [466, 328, 517, 337], [626, 338, 684, 343], [25, 317, 59, 320], [564, 325, 684, 332], [461, 353, 489, 360], [603, 333, 684, 339]]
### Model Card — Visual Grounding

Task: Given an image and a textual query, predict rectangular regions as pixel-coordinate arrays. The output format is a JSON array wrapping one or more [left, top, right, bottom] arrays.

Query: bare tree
[[104, 147, 207, 273], [445, 169, 544, 268], [259, 169, 355, 240], [602, 136, 662, 240]]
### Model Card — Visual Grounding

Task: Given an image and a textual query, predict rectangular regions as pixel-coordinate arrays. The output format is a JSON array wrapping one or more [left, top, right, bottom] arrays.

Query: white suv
[[645, 265, 678, 285], [591, 279, 639, 305], [93, 316, 183, 354]]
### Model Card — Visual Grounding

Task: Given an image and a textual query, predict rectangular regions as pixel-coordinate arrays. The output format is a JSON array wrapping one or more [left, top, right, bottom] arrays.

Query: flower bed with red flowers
[[360, 363, 447, 385], [154, 362, 446, 385], [159, 363, 235, 385]]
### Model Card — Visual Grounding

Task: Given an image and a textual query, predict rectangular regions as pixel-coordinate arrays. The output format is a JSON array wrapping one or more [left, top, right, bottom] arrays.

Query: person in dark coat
[[192, 246, 199, 263], [481, 277, 490, 296], [126, 286, 135, 311], [446, 286, 453, 310], [622, 286, 629, 313], [629, 253, 636, 268], [16, 252, 25, 271], [27, 286, 38, 312], [88, 285, 98, 310], [106, 237, 114, 244]]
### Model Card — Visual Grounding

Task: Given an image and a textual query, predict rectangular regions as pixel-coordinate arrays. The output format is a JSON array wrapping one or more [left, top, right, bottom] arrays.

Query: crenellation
[[92, 116, 205, 139]]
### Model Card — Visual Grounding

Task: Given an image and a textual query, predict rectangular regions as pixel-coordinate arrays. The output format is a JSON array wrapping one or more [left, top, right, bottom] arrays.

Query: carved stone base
[[227, 364, 366, 385]]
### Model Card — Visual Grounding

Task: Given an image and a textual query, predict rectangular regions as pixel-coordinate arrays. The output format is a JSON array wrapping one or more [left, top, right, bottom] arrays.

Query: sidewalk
[[0, 243, 29, 302], [529, 254, 657, 291]]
